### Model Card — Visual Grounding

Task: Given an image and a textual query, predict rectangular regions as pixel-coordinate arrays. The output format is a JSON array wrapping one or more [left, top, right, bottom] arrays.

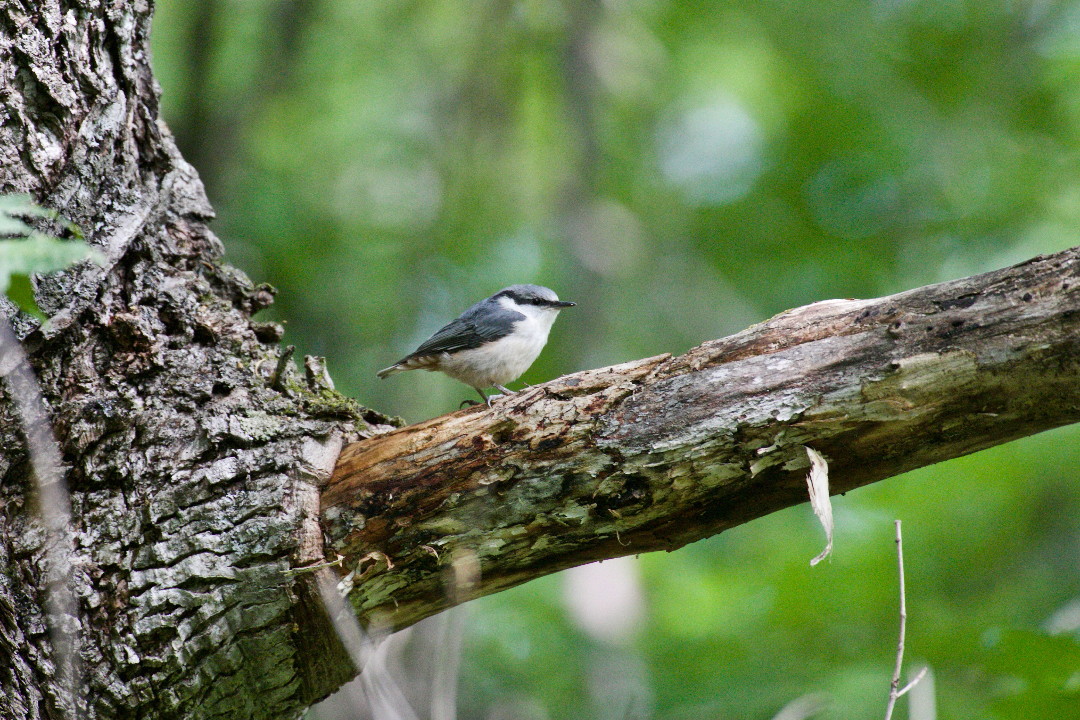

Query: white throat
[[499, 296, 562, 335]]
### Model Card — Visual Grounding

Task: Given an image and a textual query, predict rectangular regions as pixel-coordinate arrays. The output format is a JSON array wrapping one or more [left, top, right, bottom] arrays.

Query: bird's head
[[494, 284, 576, 314]]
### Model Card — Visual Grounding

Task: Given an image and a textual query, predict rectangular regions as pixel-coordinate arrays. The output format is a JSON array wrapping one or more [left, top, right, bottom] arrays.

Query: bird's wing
[[404, 302, 524, 358]]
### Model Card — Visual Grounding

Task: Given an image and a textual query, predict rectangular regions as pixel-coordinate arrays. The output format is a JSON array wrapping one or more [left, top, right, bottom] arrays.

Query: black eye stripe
[[498, 291, 554, 306]]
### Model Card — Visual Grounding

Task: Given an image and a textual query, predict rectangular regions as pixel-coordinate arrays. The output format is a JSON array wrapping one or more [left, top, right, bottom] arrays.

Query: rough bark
[[324, 247, 1080, 630], [0, 2, 391, 718]]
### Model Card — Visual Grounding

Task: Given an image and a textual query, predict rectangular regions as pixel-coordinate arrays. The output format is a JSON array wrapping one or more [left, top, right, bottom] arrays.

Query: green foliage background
[[150, 1, 1080, 717]]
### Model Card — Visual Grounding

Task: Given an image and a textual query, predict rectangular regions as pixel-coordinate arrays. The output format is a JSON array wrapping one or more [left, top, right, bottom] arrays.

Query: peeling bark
[[323, 248, 1080, 630]]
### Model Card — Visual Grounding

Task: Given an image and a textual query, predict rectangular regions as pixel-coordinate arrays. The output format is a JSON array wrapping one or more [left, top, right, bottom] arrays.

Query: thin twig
[[884, 519, 925, 720], [897, 666, 928, 698], [280, 553, 344, 575], [0, 317, 81, 717]]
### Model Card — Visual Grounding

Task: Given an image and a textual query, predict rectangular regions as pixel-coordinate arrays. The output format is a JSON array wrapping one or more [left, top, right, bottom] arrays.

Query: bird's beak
[[552, 300, 576, 308]]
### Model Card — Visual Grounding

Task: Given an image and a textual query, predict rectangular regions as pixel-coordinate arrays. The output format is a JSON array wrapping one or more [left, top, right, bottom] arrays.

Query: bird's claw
[[469, 386, 518, 408]]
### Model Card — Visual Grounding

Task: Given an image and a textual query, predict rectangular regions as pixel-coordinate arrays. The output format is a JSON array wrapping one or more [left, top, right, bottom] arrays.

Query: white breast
[[436, 303, 560, 389]]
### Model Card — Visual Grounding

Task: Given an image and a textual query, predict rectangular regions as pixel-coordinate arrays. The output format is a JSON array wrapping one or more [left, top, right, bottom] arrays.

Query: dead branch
[[321, 247, 1080, 631]]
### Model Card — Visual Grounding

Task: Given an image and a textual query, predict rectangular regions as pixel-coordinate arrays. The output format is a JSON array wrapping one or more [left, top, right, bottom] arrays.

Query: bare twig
[[884, 520, 906, 720], [0, 317, 81, 716], [884, 520, 927, 720], [281, 553, 344, 576], [898, 666, 929, 698], [907, 665, 937, 720]]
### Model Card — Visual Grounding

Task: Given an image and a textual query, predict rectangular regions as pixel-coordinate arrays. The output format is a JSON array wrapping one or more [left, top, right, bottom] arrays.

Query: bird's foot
[[485, 384, 521, 407], [459, 399, 480, 408], [471, 386, 517, 408]]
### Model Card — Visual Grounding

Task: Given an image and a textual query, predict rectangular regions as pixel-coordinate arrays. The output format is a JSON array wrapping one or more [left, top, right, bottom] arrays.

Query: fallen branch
[[320, 247, 1080, 631]]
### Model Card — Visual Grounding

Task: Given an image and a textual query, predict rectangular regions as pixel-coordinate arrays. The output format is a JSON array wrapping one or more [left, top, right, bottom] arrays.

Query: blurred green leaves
[[985, 629, 1080, 720], [0, 195, 100, 318]]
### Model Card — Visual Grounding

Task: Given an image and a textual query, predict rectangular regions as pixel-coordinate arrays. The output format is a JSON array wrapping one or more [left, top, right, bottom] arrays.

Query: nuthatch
[[377, 284, 575, 406]]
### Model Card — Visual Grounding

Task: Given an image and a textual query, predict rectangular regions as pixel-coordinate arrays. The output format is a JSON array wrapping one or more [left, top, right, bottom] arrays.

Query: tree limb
[[323, 246, 1080, 630]]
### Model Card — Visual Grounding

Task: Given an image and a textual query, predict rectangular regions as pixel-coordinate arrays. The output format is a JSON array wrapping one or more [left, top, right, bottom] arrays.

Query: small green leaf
[[5, 274, 45, 320], [0, 194, 99, 306], [0, 214, 34, 236], [0, 194, 56, 219], [0, 235, 102, 295], [0, 193, 85, 239]]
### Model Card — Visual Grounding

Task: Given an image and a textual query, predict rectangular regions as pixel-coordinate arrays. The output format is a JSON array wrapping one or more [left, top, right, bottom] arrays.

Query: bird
[[377, 284, 575, 406]]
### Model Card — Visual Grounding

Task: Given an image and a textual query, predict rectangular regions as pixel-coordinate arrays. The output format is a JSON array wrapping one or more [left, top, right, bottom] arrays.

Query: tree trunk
[[0, 3, 390, 718], [2, 3, 1079, 720]]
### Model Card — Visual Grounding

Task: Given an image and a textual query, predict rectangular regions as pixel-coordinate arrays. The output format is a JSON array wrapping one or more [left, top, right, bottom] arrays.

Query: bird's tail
[[378, 355, 438, 378], [376, 364, 403, 379]]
